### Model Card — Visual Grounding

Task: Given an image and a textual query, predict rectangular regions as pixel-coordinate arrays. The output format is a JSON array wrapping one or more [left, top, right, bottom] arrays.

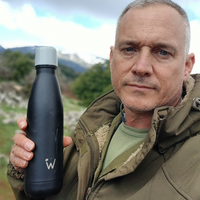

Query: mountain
[[5, 46, 36, 54], [0, 45, 5, 54], [58, 53, 91, 73], [0, 46, 106, 73]]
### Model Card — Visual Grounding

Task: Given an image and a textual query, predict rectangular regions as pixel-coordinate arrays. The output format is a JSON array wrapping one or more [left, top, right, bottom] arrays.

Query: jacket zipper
[[85, 179, 104, 200], [85, 188, 92, 200]]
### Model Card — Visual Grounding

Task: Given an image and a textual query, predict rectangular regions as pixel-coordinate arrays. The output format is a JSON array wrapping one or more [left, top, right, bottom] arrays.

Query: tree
[[71, 60, 113, 106], [58, 63, 79, 82], [1, 50, 33, 82]]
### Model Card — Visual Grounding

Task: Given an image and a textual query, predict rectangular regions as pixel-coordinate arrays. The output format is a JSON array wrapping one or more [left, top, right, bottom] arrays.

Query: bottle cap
[[35, 46, 58, 67]]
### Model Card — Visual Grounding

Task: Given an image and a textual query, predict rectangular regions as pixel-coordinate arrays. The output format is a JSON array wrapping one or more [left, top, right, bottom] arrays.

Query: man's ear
[[184, 53, 195, 82], [109, 46, 114, 68]]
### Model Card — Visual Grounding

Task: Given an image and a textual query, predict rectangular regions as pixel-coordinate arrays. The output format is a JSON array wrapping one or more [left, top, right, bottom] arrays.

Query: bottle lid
[[35, 46, 58, 67]]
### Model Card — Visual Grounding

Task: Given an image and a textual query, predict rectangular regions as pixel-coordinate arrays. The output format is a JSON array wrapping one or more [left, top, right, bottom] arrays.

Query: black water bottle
[[25, 46, 63, 198]]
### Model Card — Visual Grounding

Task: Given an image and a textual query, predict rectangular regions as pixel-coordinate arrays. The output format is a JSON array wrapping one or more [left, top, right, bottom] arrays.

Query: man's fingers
[[10, 151, 29, 170], [17, 117, 27, 131], [10, 142, 34, 171], [13, 132, 35, 151], [63, 136, 72, 148], [11, 144, 34, 161]]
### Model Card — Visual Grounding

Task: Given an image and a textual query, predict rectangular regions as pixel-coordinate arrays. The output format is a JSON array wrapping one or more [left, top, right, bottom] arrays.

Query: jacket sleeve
[[7, 163, 44, 200]]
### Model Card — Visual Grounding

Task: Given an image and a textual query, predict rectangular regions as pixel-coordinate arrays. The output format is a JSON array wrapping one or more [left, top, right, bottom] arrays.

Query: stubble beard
[[113, 76, 159, 113]]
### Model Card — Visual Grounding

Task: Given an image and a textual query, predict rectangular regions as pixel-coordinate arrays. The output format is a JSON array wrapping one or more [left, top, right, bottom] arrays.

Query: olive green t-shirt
[[102, 122, 148, 171]]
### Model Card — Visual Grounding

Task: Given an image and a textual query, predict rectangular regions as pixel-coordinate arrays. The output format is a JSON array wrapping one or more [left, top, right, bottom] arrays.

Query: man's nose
[[131, 49, 153, 76]]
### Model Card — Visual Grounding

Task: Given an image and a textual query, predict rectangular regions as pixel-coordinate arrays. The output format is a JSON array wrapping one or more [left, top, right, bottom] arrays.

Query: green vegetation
[[0, 50, 33, 82], [0, 50, 113, 106], [59, 63, 80, 81], [0, 105, 21, 199], [0, 51, 79, 83], [71, 60, 113, 106]]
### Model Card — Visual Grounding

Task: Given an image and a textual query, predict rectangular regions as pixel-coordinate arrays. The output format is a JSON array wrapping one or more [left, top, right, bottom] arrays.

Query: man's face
[[110, 5, 194, 114]]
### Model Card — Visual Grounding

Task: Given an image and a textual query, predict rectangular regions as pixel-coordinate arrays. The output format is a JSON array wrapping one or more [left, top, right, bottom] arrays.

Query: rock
[[64, 111, 84, 130], [0, 83, 27, 108], [0, 82, 84, 131]]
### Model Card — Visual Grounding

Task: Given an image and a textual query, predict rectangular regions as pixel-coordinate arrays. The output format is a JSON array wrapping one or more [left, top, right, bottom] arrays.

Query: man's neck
[[124, 108, 153, 129]]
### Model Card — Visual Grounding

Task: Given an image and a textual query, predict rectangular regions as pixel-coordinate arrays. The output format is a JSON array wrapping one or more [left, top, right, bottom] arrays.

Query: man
[[8, 0, 200, 199]]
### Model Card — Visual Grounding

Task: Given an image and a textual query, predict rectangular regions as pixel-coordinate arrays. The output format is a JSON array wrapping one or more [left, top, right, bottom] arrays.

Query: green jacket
[[8, 75, 200, 200]]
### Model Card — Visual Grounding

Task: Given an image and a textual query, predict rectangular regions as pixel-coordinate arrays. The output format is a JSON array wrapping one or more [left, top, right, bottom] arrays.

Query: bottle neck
[[35, 65, 57, 75]]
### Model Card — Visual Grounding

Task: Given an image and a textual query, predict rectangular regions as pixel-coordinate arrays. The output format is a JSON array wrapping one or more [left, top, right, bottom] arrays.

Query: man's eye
[[125, 47, 134, 52], [159, 50, 168, 56]]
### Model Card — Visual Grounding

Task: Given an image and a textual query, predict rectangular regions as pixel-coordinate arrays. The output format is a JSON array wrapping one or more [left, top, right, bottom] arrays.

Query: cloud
[[0, 1, 116, 59], [3, 0, 200, 22], [190, 20, 200, 74], [2, 0, 130, 21]]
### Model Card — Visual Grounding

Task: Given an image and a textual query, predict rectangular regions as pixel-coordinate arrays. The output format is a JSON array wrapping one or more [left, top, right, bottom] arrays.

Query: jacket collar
[[154, 75, 200, 153]]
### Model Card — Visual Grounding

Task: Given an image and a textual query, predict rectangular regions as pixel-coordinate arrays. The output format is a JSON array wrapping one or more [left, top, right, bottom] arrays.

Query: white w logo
[[45, 158, 56, 170]]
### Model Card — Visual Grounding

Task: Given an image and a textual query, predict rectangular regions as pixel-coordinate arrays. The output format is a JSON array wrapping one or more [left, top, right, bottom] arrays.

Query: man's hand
[[10, 117, 72, 173]]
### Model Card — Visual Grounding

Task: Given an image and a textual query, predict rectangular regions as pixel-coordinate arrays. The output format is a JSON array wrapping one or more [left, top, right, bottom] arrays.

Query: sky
[[0, 0, 200, 73]]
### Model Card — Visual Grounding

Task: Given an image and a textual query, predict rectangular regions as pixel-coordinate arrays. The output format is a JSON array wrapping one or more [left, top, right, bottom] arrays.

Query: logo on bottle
[[45, 158, 56, 170]]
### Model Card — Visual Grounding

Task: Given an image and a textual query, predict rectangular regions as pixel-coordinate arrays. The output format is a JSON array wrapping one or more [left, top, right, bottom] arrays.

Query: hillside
[[0, 45, 106, 73]]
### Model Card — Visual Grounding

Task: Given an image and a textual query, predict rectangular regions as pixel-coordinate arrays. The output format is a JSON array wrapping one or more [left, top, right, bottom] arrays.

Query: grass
[[0, 116, 17, 200], [63, 97, 84, 112], [0, 119, 19, 155], [0, 95, 84, 200]]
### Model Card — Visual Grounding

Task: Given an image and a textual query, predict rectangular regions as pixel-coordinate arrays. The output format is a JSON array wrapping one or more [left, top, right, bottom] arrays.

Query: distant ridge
[[0, 45, 102, 73], [0, 45, 5, 54]]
